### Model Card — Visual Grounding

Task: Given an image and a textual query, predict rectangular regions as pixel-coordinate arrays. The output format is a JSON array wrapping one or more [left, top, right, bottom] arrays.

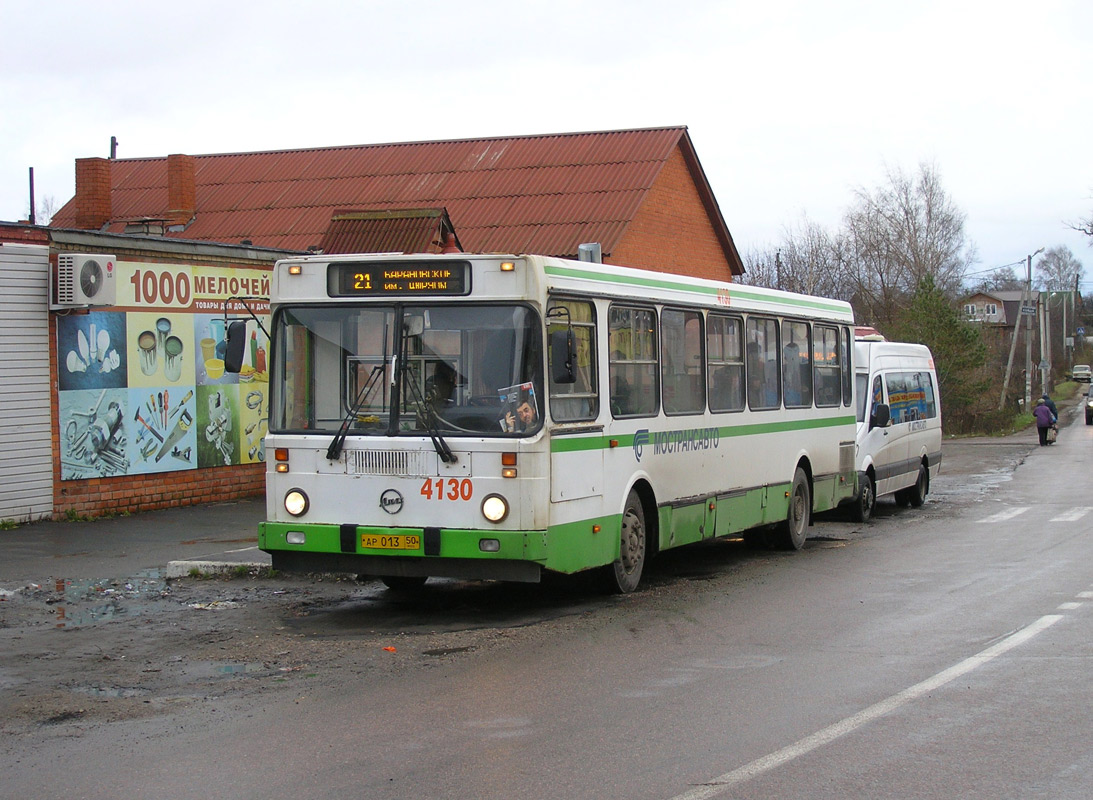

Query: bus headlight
[[285, 489, 310, 517], [481, 493, 509, 523]]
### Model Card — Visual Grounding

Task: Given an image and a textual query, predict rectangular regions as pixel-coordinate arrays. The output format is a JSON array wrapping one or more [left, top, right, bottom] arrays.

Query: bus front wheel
[[603, 489, 646, 593]]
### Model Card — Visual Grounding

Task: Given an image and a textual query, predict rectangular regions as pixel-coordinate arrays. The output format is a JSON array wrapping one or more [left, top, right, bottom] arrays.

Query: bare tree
[[1071, 210, 1093, 240], [1035, 245, 1084, 290], [969, 264, 1023, 294], [25, 195, 57, 226], [842, 163, 976, 328], [739, 217, 850, 302], [739, 245, 780, 288], [775, 216, 849, 299]]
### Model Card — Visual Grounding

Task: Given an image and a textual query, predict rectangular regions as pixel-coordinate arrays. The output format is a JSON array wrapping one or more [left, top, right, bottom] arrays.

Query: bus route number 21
[[420, 478, 473, 502]]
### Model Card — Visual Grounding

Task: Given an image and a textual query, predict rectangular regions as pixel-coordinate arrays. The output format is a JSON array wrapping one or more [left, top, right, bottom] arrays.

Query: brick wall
[[167, 154, 196, 227], [0, 223, 50, 243], [53, 459, 265, 518], [611, 145, 734, 282], [74, 158, 112, 230]]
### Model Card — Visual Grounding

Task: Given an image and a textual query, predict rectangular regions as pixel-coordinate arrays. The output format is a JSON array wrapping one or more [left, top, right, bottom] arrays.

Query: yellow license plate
[[360, 533, 421, 551]]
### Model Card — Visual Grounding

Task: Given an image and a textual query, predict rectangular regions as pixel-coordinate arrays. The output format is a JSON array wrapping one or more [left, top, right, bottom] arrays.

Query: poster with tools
[[57, 261, 270, 481]]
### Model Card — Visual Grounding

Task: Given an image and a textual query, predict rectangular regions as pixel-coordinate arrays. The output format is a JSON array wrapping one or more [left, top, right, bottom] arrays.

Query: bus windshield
[[270, 303, 543, 437]]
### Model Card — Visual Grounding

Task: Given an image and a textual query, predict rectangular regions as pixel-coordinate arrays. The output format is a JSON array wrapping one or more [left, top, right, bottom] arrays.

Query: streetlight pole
[[1025, 247, 1045, 408]]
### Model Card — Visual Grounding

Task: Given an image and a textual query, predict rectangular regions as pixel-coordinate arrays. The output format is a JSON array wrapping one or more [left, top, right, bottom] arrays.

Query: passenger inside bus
[[425, 361, 457, 415]]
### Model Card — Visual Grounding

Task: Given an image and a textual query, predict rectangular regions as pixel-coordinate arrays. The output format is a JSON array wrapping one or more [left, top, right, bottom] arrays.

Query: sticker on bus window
[[499, 382, 539, 432]]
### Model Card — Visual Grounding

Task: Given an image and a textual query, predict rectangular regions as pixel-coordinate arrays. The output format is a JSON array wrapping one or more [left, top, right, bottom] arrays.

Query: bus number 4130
[[420, 478, 473, 501]]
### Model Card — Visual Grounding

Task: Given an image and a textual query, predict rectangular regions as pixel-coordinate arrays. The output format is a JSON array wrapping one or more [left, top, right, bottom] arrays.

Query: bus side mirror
[[403, 312, 425, 337], [870, 403, 890, 430], [551, 329, 576, 384], [224, 320, 248, 374]]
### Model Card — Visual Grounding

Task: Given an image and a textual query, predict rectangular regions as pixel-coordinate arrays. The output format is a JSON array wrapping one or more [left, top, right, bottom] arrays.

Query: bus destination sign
[[329, 261, 471, 297]]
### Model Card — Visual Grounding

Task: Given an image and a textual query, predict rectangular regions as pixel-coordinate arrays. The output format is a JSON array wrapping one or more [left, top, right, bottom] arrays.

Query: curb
[[165, 560, 270, 579]]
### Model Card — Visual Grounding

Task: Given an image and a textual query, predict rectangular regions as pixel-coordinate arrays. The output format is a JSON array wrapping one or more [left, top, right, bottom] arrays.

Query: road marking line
[[977, 508, 1030, 523], [1058, 602, 1082, 610], [671, 615, 1063, 800], [1050, 507, 1093, 523], [1078, 592, 1093, 599]]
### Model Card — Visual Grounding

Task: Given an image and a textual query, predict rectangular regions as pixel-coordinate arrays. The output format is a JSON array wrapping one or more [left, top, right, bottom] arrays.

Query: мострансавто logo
[[632, 427, 720, 462]]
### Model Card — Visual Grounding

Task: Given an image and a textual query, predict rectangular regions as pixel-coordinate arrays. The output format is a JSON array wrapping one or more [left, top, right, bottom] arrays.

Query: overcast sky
[[3, 0, 1091, 286]]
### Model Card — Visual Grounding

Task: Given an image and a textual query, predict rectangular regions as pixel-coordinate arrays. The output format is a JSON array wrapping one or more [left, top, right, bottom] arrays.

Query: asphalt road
[[2, 403, 1091, 799]]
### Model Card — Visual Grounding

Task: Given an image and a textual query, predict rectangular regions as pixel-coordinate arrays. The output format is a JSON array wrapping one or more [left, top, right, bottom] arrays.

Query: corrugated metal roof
[[318, 208, 459, 255], [51, 126, 740, 270]]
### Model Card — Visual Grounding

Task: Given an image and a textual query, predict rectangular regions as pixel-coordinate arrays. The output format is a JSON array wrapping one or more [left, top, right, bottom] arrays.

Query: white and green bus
[[238, 252, 858, 593]]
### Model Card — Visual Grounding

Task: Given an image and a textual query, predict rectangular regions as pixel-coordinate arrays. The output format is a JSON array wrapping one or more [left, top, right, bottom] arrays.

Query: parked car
[[1086, 385, 1093, 425], [1071, 364, 1092, 382]]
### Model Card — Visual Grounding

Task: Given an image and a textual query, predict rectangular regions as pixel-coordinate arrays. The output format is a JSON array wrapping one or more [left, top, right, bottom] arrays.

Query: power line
[[964, 259, 1026, 278]]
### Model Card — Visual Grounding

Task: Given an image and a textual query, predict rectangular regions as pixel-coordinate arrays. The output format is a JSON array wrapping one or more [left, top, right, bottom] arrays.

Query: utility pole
[[1000, 298, 1022, 410], [1042, 292, 1051, 394], [1024, 248, 1045, 408]]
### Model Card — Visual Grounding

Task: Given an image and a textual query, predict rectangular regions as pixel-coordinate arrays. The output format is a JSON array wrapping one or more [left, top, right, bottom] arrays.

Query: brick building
[[1, 126, 743, 520], [51, 126, 743, 279]]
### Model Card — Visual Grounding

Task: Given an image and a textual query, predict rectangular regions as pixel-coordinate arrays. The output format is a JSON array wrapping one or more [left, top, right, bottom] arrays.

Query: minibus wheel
[[907, 463, 928, 508], [852, 473, 875, 523]]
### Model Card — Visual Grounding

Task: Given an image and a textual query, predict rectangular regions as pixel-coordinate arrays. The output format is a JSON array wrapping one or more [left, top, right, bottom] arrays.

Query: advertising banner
[[57, 261, 270, 481]]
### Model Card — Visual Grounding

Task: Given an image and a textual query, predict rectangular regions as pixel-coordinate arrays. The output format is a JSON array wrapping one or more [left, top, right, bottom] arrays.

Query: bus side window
[[746, 316, 780, 410], [609, 305, 658, 418], [781, 320, 812, 408], [662, 308, 704, 415], [707, 314, 745, 412], [548, 299, 598, 422], [814, 324, 841, 407]]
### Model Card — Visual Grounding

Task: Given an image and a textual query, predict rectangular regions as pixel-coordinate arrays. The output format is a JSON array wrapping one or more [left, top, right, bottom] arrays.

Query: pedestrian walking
[[1033, 398, 1057, 446], [1042, 393, 1058, 419]]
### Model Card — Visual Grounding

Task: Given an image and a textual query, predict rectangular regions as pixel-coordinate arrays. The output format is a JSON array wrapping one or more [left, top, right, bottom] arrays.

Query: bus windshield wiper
[[326, 363, 385, 460], [401, 369, 457, 464]]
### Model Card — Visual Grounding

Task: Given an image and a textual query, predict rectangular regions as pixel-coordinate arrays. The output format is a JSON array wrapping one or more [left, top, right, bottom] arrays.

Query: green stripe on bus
[[550, 414, 856, 453], [543, 264, 850, 315]]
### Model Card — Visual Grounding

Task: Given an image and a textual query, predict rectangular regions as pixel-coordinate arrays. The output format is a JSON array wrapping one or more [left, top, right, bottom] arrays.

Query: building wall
[[0, 244, 53, 521], [47, 240, 274, 519], [610, 146, 734, 282]]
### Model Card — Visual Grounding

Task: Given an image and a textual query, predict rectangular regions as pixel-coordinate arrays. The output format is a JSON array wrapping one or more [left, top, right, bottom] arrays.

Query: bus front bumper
[[259, 522, 547, 583]]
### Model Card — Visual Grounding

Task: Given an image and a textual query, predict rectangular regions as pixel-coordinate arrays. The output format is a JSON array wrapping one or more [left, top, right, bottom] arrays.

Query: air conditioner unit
[[54, 254, 117, 308]]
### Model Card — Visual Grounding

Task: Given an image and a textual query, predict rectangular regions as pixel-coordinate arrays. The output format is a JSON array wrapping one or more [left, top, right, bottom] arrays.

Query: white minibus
[[851, 339, 942, 521]]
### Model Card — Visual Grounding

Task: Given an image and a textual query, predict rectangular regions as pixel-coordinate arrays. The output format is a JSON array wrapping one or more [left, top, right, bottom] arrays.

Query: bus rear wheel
[[774, 468, 810, 550], [603, 489, 646, 593]]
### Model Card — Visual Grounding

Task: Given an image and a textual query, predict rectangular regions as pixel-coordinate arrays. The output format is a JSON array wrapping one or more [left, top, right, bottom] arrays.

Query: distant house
[[962, 290, 1029, 326], [50, 126, 743, 282]]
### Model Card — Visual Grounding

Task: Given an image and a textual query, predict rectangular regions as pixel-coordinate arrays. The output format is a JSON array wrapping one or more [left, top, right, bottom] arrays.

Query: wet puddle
[[49, 570, 170, 629]]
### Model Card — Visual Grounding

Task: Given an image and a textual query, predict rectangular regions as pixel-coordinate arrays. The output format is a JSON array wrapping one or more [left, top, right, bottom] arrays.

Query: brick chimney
[[74, 157, 112, 230], [166, 153, 196, 228]]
